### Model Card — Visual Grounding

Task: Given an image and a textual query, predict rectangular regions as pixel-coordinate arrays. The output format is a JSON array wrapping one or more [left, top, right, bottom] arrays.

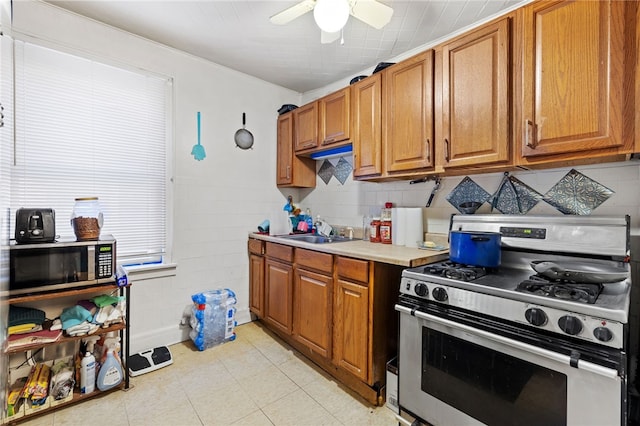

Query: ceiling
[[44, 0, 526, 93]]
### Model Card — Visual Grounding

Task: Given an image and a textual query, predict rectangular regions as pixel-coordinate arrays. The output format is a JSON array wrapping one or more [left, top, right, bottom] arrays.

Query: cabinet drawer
[[295, 248, 333, 274], [266, 242, 294, 263], [336, 256, 369, 284], [248, 238, 265, 255]]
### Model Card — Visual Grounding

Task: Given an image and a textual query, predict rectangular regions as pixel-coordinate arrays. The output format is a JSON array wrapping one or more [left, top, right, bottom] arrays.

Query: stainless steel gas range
[[395, 214, 633, 426]]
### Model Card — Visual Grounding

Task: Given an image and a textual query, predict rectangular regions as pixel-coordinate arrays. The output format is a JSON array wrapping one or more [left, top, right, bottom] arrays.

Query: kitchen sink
[[278, 234, 352, 244]]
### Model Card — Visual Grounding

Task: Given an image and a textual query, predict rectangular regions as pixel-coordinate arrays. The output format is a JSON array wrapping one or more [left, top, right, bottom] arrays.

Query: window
[[13, 41, 171, 265]]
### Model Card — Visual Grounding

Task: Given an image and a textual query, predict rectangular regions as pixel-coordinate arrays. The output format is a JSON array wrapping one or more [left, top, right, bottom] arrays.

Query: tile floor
[[18, 321, 398, 426]]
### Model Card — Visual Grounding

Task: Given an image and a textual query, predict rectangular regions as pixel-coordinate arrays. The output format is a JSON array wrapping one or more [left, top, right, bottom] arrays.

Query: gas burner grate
[[516, 275, 603, 304], [422, 261, 488, 282]]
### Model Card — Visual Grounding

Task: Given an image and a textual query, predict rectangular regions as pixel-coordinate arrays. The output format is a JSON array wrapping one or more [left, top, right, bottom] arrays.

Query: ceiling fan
[[270, 0, 394, 44]]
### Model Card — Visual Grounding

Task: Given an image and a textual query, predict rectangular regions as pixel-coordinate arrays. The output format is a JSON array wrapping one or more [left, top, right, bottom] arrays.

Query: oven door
[[396, 303, 625, 426]]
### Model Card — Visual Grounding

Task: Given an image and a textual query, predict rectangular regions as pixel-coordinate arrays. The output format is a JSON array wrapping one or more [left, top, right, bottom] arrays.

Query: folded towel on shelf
[[60, 305, 93, 330]]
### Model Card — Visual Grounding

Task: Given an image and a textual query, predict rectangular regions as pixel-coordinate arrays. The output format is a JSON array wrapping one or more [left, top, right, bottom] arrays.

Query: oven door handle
[[397, 305, 619, 380]]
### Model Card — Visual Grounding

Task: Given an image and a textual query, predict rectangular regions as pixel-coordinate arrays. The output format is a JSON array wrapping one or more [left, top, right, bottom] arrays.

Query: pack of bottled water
[[189, 288, 237, 351]]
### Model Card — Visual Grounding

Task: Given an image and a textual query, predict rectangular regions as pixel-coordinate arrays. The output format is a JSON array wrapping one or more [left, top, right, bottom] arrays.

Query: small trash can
[[386, 356, 399, 413]]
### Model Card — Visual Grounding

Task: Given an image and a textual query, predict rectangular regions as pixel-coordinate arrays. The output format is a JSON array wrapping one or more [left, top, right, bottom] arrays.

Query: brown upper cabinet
[[319, 87, 350, 147], [351, 73, 382, 178], [437, 17, 512, 170], [383, 50, 435, 175], [516, 0, 633, 165], [293, 102, 319, 151], [276, 112, 316, 188]]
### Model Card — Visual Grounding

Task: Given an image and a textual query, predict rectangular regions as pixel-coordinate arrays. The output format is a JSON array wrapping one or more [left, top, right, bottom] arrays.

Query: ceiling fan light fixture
[[313, 0, 349, 33]]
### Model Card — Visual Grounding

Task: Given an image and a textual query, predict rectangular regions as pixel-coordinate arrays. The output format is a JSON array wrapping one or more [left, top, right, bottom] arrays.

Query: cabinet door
[[333, 279, 369, 382], [352, 73, 382, 178], [519, 0, 624, 159], [276, 113, 294, 185], [249, 253, 265, 318], [383, 51, 434, 173], [440, 18, 511, 168], [265, 258, 293, 335], [293, 268, 332, 358], [277, 113, 315, 188], [294, 102, 319, 151], [319, 88, 350, 146]]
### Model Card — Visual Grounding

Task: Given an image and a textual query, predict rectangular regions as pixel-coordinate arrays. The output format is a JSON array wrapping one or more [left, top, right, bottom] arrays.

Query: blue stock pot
[[449, 231, 501, 267]]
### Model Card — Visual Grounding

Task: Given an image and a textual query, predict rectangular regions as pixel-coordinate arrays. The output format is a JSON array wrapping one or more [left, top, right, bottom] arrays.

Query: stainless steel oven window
[[422, 327, 566, 425]]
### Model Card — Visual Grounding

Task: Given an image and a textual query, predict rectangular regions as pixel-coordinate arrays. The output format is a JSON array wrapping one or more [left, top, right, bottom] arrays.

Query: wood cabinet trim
[[248, 238, 264, 255], [319, 87, 350, 146], [293, 267, 333, 358], [294, 102, 319, 151], [382, 50, 435, 174], [265, 242, 294, 263], [517, 0, 628, 163], [438, 17, 512, 169], [295, 248, 333, 274], [351, 73, 383, 178], [336, 256, 369, 284]]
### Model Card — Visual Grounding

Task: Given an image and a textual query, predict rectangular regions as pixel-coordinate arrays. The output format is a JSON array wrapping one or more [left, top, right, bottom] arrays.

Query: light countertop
[[249, 233, 449, 267]]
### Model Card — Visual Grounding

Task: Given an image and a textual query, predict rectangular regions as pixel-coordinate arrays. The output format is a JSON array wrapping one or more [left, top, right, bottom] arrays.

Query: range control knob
[[414, 282, 428, 297], [524, 308, 547, 326], [432, 287, 448, 302], [558, 315, 583, 335], [594, 327, 613, 342]]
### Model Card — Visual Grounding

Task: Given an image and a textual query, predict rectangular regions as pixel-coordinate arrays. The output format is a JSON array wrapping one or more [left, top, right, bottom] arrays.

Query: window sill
[[123, 263, 177, 281]]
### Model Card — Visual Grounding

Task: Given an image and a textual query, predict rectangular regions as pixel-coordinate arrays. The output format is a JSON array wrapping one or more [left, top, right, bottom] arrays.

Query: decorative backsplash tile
[[491, 173, 543, 215], [543, 169, 614, 215], [443, 168, 613, 216], [446, 176, 492, 214], [318, 160, 334, 184], [333, 157, 352, 185], [317, 156, 352, 185]]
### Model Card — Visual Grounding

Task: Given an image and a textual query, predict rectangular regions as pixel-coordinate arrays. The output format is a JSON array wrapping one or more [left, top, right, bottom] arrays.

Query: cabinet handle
[[525, 120, 537, 149], [425, 138, 430, 161], [444, 139, 450, 162], [323, 137, 335, 144], [286, 166, 291, 180]]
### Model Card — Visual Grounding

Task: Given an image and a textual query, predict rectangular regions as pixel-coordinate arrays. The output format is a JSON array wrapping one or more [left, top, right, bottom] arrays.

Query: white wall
[[10, 1, 640, 355], [11, 0, 302, 353]]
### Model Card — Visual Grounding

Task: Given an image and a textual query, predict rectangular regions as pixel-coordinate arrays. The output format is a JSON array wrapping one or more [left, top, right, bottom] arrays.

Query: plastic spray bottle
[[80, 336, 99, 394], [97, 338, 124, 391]]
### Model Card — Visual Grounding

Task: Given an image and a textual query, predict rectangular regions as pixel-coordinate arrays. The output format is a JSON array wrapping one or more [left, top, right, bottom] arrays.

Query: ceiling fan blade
[[321, 30, 341, 44], [350, 0, 393, 30], [269, 0, 316, 25]]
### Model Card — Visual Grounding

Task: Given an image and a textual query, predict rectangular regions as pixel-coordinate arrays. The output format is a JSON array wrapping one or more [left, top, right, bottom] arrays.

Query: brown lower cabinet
[[333, 278, 369, 382], [248, 238, 403, 406]]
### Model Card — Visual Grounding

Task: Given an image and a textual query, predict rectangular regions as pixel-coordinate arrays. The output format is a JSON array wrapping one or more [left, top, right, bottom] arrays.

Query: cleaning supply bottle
[[97, 342, 124, 391], [80, 351, 96, 394], [305, 208, 313, 233]]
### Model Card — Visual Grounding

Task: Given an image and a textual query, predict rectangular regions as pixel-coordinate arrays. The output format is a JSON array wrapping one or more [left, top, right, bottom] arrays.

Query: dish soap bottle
[[97, 345, 124, 391]]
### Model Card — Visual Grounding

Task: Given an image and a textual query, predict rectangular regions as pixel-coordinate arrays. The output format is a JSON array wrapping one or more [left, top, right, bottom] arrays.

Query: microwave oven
[[7, 235, 116, 296]]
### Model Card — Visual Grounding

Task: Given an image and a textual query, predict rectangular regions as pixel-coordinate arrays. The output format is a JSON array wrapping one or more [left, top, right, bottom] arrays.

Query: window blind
[[13, 41, 170, 264]]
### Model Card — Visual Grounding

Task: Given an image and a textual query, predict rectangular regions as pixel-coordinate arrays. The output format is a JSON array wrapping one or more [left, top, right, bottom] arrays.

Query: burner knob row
[[525, 308, 547, 326], [558, 315, 583, 335], [526, 310, 615, 342], [414, 282, 428, 297], [432, 287, 448, 302], [593, 326, 613, 342]]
